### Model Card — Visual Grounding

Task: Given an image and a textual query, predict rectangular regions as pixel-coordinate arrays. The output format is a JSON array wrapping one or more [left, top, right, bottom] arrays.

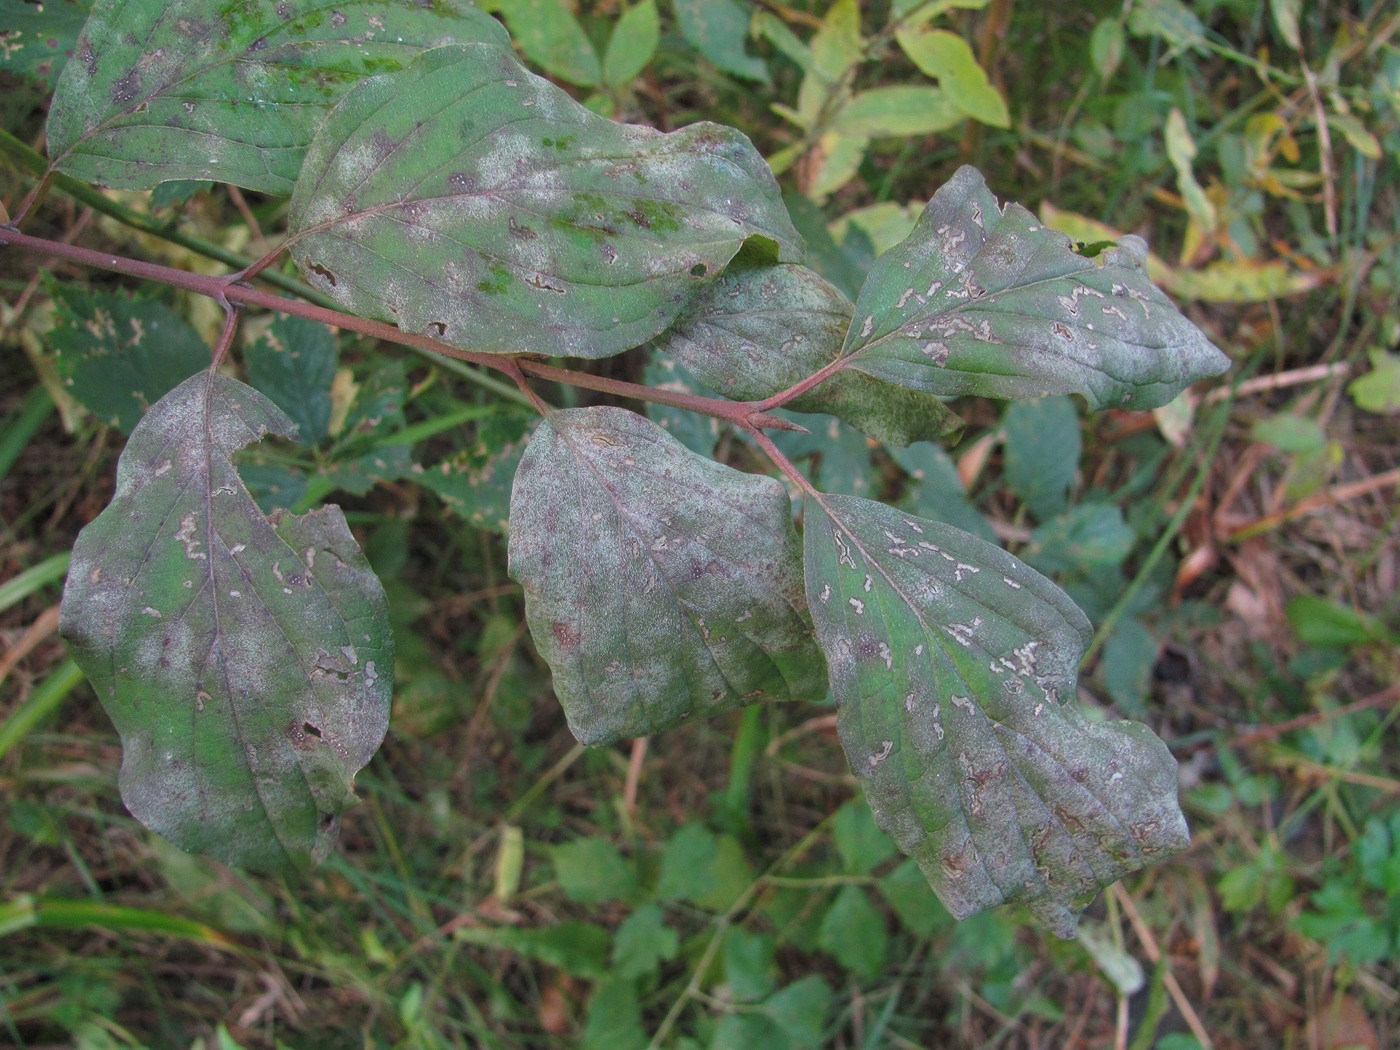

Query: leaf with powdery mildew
[[46, 0, 507, 195], [508, 407, 825, 745], [60, 373, 392, 872], [288, 44, 801, 360], [842, 166, 1229, 410], [654, 261, 961, 447], [802, 493, 1189, 936]]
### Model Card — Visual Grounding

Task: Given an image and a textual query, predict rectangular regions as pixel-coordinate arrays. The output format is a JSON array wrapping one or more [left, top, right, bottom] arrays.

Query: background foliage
[[2, 0, 1398, 1047]]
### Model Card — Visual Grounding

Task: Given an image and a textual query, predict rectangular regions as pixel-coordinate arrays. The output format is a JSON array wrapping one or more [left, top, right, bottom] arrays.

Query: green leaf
[[654, 261, 961, 447], [243, 317, 337, 446], [45, 283, 209, 433], [1003, 396, 1081, 520], [655, 824, 754, 912], [878, 857, 952, 936], [1126, 0, 1206, 55], [723, 927, 778, 1003], [454, 921, 612, 979], [840, 166, 1229, 410], [1347, 348, 1400, 415], [1286, 595, 1394, 649], [802, 493, 1190, 935], [0, 0, 89, 89], [550, 837, 638, 904], [288, 44, 800, 361], [886, 442, 996, 542], [1089, 18, 1125, 80], [46, 0, 508, 194], [59, 373, 393, 871], [673, 0, 769, 84], [583, 977, 649, 1050], [417, 437, 527, 534], [832, 797, 898, 874], [760, 975, 832, 1048], [612, 902, 679, 981], [603, 0, 659, 88], [817, 885, 887, 980], [1027, 504, 1135, 579], [833, 86, 965, 138], [1100, 617, 1158, 719], [894, 27, 1008, 128], [486, 0, 600, 86], [507, 407, 824, 745]]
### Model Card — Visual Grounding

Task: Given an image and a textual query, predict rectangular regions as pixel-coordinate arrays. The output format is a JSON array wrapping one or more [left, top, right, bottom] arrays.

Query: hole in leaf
[[318, 812, 335, 833], [427, 321, 447, 337], [689, 263, 709, 278], [302, 721, 321, 738], [309, 262, 337, 286]]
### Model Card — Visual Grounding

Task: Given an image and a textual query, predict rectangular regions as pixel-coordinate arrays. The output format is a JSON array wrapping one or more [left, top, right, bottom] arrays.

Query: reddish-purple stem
[[0, 226, 829, 435]]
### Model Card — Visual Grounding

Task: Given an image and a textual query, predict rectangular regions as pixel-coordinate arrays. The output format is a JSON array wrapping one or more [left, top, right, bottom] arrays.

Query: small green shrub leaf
[[45, 284, 210, 433], [602, 0, 660, 88], [674, 0, 770, 84], [59, 373, 392, 871], [243, 316, 337, 446], [818, 885, 888, 979], [46, 0, 508, 194], [507, 407, 824, 745], [894, 28, 1009, 128], [288, 44, 800, 360], [834, 86, 965, 138], [654, 261, 961, 446], [417, 438, 527, 534], [1003, 396, 1081, 520], [550, 838, 638, 904], [454, 921, 612, 979], [841, 166, 1230, 410], [802, 493, 1190, 935], [482, 0, 600, 87], [612, 903, 678, 981]]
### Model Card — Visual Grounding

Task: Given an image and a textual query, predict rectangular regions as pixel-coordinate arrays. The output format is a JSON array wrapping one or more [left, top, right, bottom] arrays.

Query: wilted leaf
[[508, 408, 824, 744], [59, 373, 392, 871], [45, 283, 210, 433], [841, 166, 1229, 410], [288, 44, 799, 360], [46, 0, 508, 194], [654, 261, 961, 446], [803, 493, 1189, 935]]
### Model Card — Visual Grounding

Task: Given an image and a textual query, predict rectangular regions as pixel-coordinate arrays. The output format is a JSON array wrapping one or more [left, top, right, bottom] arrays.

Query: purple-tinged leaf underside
[[654, 261, 961, 447], [60, 373, 392, 872], [46, 0, 507, 195], [802, 493, 1189, 936], [288, 44, 802, 360], [508, 407, 825, 745], [842, 165, 1230, 410]]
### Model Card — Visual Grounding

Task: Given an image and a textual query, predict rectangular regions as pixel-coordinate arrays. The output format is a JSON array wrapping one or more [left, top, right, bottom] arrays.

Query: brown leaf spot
[[551, 620, 580, 651]]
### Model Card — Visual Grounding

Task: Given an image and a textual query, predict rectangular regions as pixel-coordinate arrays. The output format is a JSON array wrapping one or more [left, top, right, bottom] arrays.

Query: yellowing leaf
[[895, 27, 1009, 128]]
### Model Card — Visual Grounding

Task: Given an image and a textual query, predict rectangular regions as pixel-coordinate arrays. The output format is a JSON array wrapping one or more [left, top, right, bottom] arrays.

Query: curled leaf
[[60, 373, 392, 871], [803, 493, 1189, 935], [843, 166, 1229, 410]]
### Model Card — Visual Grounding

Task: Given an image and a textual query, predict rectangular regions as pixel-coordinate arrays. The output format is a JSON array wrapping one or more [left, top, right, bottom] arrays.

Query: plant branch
[[0, 226, 810, 433]]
